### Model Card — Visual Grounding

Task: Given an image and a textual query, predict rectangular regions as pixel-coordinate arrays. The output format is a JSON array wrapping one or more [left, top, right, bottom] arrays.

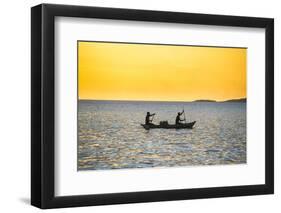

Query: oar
[[151, 114, 155, 123], [183, 107, 186, 124]]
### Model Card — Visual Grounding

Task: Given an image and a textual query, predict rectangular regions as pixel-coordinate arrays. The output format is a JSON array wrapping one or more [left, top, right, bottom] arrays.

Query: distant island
[[193, 100, 217, 102], [222, 98, 247, 102], [193, 98, 246, 103]]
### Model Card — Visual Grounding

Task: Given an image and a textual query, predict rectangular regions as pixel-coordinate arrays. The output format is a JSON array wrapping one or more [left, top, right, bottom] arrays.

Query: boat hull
[[141, 121, 196, 130]]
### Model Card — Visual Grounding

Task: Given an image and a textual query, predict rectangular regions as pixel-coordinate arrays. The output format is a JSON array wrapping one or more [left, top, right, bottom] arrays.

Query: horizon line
[[78, 97, 247, 103]]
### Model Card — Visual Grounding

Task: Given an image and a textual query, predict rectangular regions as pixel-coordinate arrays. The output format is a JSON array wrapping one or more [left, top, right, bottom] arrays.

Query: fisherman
[[175, 110, 185, 125], [145, 112, 156, 125]]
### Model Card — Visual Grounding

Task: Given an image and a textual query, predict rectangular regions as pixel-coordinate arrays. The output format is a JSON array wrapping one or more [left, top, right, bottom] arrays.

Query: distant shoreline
[[193, 98, 246, 103], [79, 98, 247, 103]]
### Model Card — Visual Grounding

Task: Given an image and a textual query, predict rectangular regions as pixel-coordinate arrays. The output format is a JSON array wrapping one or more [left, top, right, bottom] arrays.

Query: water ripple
[[78, 101, 246, 170]]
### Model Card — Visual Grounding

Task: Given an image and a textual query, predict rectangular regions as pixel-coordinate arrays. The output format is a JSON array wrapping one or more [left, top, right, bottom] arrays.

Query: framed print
[[31, 4, 274, 209]]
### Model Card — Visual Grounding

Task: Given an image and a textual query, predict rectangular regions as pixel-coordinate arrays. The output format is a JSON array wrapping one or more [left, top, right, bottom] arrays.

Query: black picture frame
[[31, 3, 274, 209]]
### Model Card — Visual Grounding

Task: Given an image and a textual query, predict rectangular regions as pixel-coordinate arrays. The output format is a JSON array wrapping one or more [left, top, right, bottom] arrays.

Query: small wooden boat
[[141, 121, 196, 130]]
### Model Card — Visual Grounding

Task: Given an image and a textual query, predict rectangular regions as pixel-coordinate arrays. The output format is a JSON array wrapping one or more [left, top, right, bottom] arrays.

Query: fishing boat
[[141, 121, 196, 130]]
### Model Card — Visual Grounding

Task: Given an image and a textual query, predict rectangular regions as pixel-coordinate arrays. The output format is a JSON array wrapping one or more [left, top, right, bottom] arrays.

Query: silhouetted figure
[[145, 112, 156, 125], [175, 110, 185, 125]]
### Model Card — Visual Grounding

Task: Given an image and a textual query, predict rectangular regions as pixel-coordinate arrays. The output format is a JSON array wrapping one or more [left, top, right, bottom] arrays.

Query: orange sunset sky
[[78, 41, 246, 102]]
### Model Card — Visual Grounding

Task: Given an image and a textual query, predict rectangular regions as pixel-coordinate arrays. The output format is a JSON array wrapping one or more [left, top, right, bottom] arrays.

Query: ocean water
[[78, 100, 246, 170]]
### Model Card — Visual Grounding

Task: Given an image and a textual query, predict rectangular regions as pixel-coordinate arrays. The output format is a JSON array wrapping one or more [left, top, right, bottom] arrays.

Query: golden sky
[[78, 41, 246, 102]]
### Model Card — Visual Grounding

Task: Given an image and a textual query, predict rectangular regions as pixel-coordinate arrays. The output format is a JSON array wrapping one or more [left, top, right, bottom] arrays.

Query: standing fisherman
[[175, 110, 185, 125], [145, 112, 156, 125]]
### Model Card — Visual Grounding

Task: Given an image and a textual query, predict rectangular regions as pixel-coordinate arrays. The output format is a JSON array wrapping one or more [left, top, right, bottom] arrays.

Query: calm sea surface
[[78, 100, 246, 170]]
